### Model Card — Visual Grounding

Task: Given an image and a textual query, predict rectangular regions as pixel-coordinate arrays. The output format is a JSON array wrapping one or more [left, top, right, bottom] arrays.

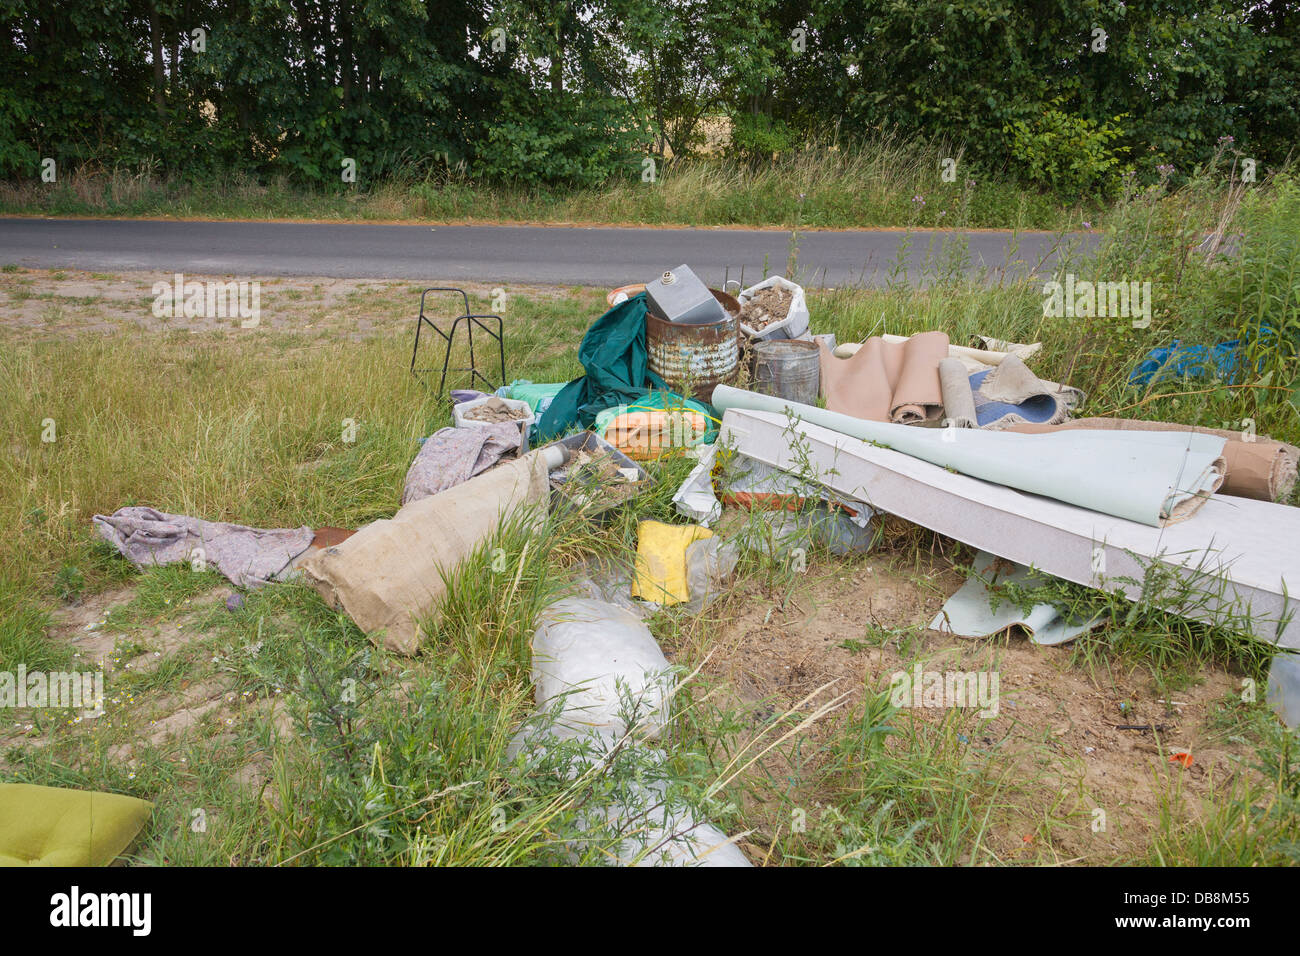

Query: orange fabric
[[604, 410, 706, 460]]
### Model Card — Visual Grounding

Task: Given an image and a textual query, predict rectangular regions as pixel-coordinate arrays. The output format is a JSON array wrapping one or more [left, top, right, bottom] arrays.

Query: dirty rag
[[93, 507, 314, 589], [402, 424, 521, 505]]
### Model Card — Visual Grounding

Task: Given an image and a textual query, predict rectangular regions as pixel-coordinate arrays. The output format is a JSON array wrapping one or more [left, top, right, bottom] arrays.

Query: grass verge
[[0, 137, 1101, 232], [0, 171, 1297, 866]]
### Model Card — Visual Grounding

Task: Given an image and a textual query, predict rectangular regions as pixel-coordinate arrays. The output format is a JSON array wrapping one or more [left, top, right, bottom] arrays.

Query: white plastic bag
[[530, 598, 674, 741], [682, 537, 739, 611], [452, 395, 536, 444], [1267, 652, 1300, 727], [600, 778, 751, 867], [514, 597, 752, 865], [672, 445, 721, 525], [738, 276, 811, 340]]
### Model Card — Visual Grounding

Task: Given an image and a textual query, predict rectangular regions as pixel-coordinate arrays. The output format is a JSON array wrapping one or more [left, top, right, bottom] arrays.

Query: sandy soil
[[0, 584, 290, 796], [699, 546, 1250, 863], [0, 267, 577, 340]]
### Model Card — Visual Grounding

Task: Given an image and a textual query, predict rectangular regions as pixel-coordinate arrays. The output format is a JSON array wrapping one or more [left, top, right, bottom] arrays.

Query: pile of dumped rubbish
[[89, 264, 1300, 866]]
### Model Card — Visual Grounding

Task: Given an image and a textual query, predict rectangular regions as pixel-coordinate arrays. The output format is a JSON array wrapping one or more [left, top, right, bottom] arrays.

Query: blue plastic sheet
[[1129, 327, 1280, 386]]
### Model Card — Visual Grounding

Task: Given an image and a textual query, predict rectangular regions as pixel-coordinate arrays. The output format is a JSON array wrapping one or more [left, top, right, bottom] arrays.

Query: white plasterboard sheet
[[930, 551, 1108, 646], [720, 408, 1300, 650], [711, 384, 1224, 526]]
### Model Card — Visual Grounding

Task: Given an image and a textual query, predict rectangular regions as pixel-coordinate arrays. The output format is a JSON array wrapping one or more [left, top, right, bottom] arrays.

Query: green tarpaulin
[[538, 293, 716, 441]]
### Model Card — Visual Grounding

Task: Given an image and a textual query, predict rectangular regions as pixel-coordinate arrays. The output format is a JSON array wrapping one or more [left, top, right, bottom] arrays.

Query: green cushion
[[0, 783, 153, 866]]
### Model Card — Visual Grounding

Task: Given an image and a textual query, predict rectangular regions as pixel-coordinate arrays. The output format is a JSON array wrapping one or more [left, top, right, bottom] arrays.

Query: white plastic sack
[[738, 276, 811, 340], [600, 779, 751, 867], [1267, 652, 1300, 727], [516, 597, 752, 865], [530, 598, 674, 741], [682, 537, 739, 612]]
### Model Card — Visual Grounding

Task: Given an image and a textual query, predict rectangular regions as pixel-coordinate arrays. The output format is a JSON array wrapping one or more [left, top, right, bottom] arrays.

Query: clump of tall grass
[[0, 330, 431, 671], [1, 131, 1094, 231]]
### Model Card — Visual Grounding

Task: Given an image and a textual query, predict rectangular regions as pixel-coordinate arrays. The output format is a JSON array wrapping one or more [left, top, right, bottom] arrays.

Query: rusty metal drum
[[645, 311, 740, 401]]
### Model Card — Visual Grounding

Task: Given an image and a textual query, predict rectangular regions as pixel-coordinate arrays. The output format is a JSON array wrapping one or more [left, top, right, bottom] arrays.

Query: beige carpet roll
[[818, 331, 949, 423], [938, 357, 978, 428]]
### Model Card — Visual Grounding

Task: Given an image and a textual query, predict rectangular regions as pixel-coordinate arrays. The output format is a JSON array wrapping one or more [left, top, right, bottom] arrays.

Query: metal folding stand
[[410, 287, 506, 395]]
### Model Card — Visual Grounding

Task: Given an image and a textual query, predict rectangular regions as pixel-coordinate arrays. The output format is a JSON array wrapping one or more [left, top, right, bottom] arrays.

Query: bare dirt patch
[[1, 582, 287, 789], [0, 268, 580, 341], [703, 550, 1250, 863]]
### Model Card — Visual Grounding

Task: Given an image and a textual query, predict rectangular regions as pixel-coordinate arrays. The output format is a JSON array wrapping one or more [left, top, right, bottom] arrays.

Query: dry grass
[[1, 134, 1095, 231]]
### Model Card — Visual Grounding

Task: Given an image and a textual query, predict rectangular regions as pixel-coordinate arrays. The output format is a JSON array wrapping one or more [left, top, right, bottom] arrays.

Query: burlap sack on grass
[[300, 453, 549, 654]]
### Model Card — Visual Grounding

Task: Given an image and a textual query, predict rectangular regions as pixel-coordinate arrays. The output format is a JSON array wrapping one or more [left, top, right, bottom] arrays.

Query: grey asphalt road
[[0, 217, 1095, 287]]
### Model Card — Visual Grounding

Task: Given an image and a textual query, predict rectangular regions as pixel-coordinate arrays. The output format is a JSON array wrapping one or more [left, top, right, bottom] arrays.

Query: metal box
[[644, 264, 727, 325], [542, 431, 650, 521]]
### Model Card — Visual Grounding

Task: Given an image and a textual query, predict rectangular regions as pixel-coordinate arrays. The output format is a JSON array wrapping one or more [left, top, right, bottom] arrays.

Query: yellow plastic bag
[[631, 520, 713, 605]]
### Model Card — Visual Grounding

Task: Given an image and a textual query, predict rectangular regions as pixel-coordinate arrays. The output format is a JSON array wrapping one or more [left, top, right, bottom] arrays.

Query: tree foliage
[[0, 0, 1295, 193]]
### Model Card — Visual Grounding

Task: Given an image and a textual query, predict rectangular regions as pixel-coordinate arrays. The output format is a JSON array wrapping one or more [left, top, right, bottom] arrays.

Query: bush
[[1004, 98, 1128, 196], [469, 89, 648, 188], [726, 112, 798, 166]]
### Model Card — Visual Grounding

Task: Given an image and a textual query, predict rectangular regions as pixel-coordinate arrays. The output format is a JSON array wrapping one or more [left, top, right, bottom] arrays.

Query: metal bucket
[[645, 311, 739, 401], [752, 339, 820, 405]]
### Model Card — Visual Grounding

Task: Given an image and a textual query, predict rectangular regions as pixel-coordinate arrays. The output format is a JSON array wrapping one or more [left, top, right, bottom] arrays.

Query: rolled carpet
[[938, 358, 978, 429], [967, 355, 1083, 429], [711, 384, 1226, 527], [818, 332, 949, 424], [1004, 418, 1297, 502]]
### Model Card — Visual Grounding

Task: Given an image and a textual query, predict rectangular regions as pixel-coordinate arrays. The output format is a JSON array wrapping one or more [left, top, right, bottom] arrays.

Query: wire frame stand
[[410, 287, 505, 395]]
